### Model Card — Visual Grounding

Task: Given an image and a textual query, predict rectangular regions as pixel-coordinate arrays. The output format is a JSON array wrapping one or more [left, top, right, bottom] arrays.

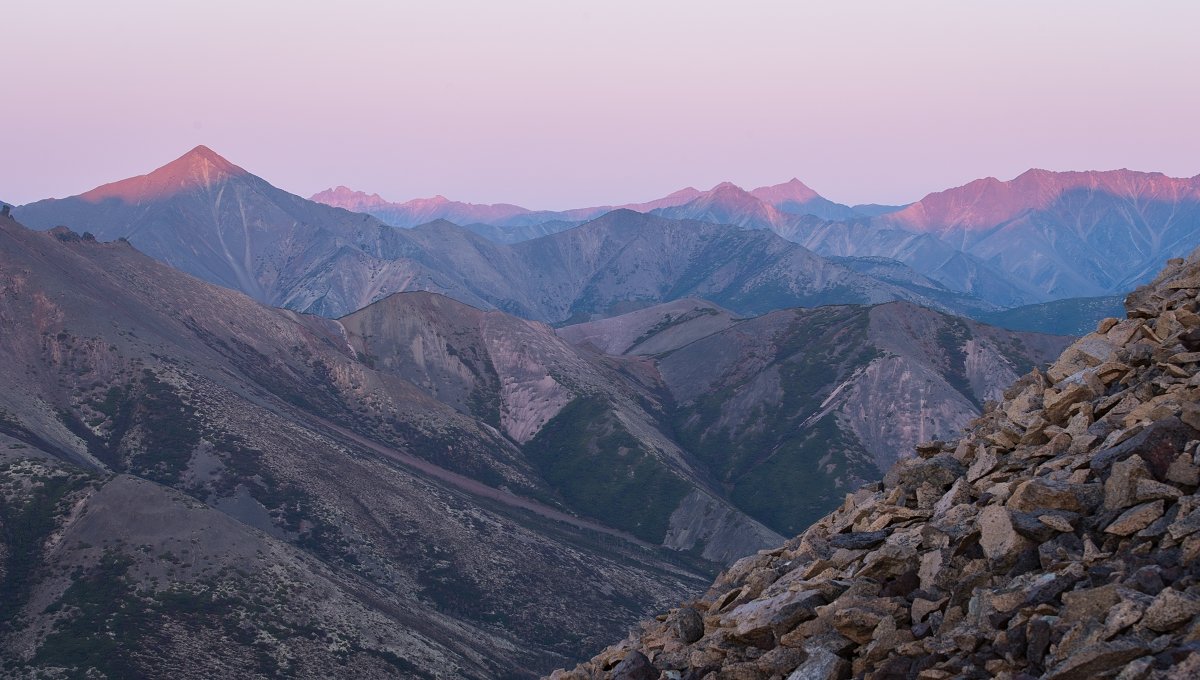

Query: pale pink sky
[[3, 1, 1198, 208]]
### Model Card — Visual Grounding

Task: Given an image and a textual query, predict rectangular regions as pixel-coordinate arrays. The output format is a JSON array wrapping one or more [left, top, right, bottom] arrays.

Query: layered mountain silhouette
[[14, 147, 974, 321], [307, 163, 1200, 333], [311, 184, 714, 229]]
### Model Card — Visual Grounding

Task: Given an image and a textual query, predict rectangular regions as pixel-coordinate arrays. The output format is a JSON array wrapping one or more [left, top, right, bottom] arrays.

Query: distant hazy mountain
[[456, 219, 583, 244], [310, 179, 866, 235], [750, 177, 863, 220], [850, 202, 907, 217], [976, 294, 1126, 336], [653, 182, 792, 231], [781, 218, 1041, 307], [644, 171, 1200, 310], [306, 166, 1200, 311], [21, 146, 1199, 323], [309, 185, 708, 231], [311, 185, 535, 227], [559, 300, 1070, 534]]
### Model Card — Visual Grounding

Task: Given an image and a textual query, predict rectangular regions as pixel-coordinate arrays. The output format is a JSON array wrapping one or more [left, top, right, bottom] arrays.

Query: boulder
[[612, 651, 658, 680], [785, 645, 850, 680], [1104, 501, 1165, 536], [979, 506, 1028, 561], [671, 607, 705, 644], [1043, 639, 1150, 680], [1143, 589, 1200, 632]]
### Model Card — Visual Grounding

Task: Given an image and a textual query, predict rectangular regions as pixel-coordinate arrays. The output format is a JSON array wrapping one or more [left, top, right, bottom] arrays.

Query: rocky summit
[[553, 250, 1200, 679]]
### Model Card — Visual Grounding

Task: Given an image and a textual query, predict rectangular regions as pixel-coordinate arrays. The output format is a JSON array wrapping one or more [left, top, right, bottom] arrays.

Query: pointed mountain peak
[[80, 145, 250, 204], [710, 181, 747, 193], [161, 145, 246, 178], [703, 182, 761, 206], [749, 177, 820, 204], [182, 144, 231, 165]]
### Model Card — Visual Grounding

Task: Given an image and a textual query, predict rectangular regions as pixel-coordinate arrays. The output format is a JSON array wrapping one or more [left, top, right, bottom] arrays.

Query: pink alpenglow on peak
[[612, 187, 704, 213], [310, 186, 392, 211], [881, 169, 1200, 233], [749, 178, 822, 205], [79, 145, 250, 205]]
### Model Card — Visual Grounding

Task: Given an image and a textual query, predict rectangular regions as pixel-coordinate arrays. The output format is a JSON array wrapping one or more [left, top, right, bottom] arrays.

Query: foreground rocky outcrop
[[553, 252, 1200, 679]]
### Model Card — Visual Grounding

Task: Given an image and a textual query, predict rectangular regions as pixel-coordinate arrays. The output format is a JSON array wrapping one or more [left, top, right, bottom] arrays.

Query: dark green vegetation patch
[[671, 307, 880, 535], [0, 466, 95, 628], [524, 396, 688, 542], [68, 370, 201, 484]]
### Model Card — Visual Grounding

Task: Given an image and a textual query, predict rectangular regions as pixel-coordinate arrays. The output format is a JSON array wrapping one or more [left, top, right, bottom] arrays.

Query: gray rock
[[1091, 417, 1199, 478], [786, 645, 850, 680], [1104, 501, 1164, 536], [828, 531, 888, 550], [1043, 639, 1150, 680], [612, 650, 658, 680], [1143, 589, 1200, 632], [980, 505, 1028, 561], [671, 607, 704, 644]]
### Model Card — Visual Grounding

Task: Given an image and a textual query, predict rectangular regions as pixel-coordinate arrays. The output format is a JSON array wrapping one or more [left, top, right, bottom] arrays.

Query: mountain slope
[[336, 291, 783, 560], [13, 146, 454, 310], [776, 217, 1045, 308], [559, 300, 1069, 536], [287, 210, 977, 322], [750, 178, 862, 221], [978, 295, 1128, 336], [0, 214, 719, 677], [558, 231, 1200, 680], [556, 299, 740, 356]]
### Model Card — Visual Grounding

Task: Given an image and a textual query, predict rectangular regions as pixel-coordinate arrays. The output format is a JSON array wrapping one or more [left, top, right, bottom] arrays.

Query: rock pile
[[552, 252, 1200, 680]]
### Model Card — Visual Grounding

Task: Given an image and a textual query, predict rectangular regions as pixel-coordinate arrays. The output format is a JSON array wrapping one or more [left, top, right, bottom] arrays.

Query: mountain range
[[0, 206, 1067, 676], [5, 144, 1190, 676], [14, 147, 972, 322], [309, 176, 879, 231], [309, 162, 1200, 323]]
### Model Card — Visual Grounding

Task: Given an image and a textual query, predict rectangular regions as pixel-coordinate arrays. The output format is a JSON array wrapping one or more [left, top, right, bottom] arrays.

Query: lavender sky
[[3, 1, 1198, 208]]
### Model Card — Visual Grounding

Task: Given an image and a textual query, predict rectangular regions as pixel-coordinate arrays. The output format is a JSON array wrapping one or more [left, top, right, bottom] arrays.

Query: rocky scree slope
[[554, 251, 1200, 679]]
